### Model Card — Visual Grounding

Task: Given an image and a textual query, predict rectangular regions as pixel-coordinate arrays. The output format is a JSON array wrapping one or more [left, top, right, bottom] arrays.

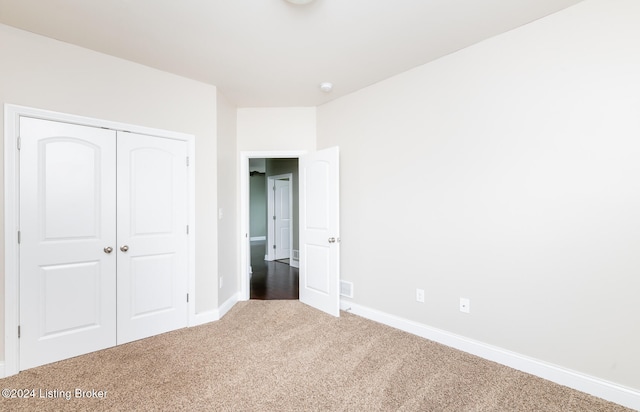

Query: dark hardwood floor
[[250, 241, 299, 300]]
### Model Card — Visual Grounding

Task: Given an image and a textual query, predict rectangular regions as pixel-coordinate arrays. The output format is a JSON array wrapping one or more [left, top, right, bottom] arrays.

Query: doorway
[[239, 148, 340, 316], [248, 158, 298, 299]]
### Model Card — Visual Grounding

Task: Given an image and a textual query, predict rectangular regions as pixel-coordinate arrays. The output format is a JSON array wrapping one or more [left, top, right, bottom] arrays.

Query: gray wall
[[249, 173, 267, 238], [317, 0, 640, 391]]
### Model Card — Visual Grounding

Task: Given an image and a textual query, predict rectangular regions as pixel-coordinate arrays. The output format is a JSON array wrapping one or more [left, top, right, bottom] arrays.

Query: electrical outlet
[[416, 289, 425, 303], [460, 297, 470, 313], [219, 277, 224, 289]]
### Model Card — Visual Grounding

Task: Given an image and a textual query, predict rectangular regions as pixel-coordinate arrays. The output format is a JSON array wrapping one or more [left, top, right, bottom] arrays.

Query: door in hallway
[[274, 178, 291, 261]]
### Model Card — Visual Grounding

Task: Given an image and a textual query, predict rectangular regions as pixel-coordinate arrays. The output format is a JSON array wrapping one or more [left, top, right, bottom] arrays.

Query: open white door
[[299, 146, 340, 317]]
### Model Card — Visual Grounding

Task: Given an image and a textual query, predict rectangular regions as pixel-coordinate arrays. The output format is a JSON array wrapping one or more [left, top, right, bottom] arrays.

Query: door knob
[[120, 245, 129, 252], [328, 237, 336, 243], [104, 246, 113, 254]]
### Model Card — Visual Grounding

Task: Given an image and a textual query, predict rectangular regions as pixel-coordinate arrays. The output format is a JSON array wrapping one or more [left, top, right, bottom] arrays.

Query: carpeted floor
[[0, 300, 631, 411]]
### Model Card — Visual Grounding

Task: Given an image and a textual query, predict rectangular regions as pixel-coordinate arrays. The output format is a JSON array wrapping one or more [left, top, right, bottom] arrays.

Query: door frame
[[239, 151, 305, 301], [266, 173, 293, 262], [3, 104, 196, 377]]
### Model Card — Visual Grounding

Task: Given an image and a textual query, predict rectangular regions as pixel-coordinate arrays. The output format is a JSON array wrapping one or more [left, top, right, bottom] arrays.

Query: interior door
[[19, 117, 117, 369], [274, 178, 291, 260], [116, 132, 189, 344], [299, 146, 340, 317]]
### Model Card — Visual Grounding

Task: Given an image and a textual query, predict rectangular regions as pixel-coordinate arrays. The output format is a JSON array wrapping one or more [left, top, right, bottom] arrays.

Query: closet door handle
[[120, 245, 129, 252], [104, 246, 113, 254]]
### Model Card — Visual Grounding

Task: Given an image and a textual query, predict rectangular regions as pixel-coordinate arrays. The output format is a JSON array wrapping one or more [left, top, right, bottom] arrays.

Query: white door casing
[[19, 117, 118, 369], [116, 132, 189, 344], [299, 147, 340, 317]]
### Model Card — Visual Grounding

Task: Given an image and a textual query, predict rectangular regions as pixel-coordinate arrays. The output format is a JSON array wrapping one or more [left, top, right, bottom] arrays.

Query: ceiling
[[0, 0, 584, 107]]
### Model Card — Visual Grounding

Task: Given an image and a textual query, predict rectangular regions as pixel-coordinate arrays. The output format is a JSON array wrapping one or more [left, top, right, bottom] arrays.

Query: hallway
[[250, 241, 298, 300]]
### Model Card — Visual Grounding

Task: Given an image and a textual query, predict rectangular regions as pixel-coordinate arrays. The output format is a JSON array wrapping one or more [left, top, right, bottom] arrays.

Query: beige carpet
[[0, 300, 631, 411]]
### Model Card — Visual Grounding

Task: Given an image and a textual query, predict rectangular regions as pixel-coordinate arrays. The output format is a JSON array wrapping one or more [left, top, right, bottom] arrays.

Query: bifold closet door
[[19, 118, 189, 370], [116, 132, 188, 344], [19, 117, 117, 370]]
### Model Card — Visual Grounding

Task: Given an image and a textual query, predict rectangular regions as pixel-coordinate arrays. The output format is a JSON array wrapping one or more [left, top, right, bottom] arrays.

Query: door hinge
[[18, 325, 21, 338], [273, 215, 276, 220], [273, 244, 276, 249], [186, 225, 189, 234], [186, 156, 190, 166], [17, 230, 21, 244], [17, 136, 21, 150], [186, 293, 189, 303]]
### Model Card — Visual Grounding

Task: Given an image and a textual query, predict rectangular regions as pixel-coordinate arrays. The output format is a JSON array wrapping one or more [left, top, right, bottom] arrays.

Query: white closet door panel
[[130, 253, 175, 317], [19, 117, 117, 370], [116, 132, 188, 344]]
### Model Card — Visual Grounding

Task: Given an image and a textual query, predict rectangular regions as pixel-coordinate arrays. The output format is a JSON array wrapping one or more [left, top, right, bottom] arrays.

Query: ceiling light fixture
[[284, 0, 315, 5], [319, 82, 333, 93]]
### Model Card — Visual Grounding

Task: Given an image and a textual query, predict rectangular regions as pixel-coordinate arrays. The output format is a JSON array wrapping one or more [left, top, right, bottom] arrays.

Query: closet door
[[116, 132, 189, 344], [19, 117, 117, 370]]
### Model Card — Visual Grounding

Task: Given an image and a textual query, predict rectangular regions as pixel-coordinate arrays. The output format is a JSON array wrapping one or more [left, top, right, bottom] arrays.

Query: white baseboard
[[218, 292, 240, 319], [190, 293, 241, 327], [290, 259, 300, 268], [250, 236, 266, 242], [0, 361, 5, 378], [191, 308, 219, 326], [340, 300, 640, 411]]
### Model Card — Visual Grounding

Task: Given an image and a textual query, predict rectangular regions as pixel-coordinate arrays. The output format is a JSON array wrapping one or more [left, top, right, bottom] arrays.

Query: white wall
[[217, 90, 238, 305], [0, 24, 219, 359], [317, 0, 640, 392], [237, 107, 316, 152], [234, 107, 316, 299]]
